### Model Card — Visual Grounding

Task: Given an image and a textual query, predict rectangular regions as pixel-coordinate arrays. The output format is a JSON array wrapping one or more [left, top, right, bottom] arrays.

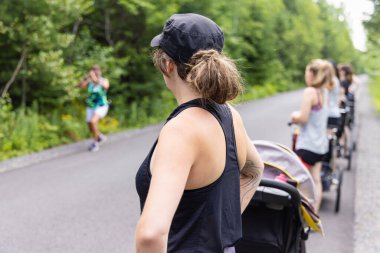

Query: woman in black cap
[[135, 14, 264, 253]]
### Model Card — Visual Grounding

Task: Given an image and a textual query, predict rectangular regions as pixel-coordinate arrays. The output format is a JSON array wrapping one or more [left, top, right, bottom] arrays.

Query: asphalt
[[0, 78, 376, 253]]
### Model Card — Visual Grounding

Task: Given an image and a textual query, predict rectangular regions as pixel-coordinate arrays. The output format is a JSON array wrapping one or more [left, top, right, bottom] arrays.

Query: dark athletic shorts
[[327, 117, 341, 129], [296, 149, 325, 167]]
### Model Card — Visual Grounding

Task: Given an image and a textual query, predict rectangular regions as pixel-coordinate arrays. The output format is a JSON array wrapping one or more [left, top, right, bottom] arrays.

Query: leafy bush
[[370, 75, 380, 114], [0, 97, 63, 160]]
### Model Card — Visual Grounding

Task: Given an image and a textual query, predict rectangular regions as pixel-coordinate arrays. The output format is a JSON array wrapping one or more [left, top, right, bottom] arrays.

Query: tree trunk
[[21, 60, 27, 107], [105, 9, 114, 46], [1, 48, 28, 98]]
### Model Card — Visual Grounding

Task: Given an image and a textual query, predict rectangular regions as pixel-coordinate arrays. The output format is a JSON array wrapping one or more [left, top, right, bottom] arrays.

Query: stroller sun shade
[[253, 140, 316, 204], [252, 140, 324, 234]]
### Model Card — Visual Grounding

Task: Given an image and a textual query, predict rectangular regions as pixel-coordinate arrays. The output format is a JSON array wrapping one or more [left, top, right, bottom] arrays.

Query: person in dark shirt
[[135, 14, 264, 253]]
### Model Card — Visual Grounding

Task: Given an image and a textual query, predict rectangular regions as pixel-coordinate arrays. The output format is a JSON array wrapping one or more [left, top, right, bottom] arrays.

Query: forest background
[[0, 0, 376, 160]]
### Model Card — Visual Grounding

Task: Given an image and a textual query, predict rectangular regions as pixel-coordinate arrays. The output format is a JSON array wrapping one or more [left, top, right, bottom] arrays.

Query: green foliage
[[0, 0, 358, 160], [0, 97, 62, 160], [363, 0, 380, 114], [369, 76, 380, 114]]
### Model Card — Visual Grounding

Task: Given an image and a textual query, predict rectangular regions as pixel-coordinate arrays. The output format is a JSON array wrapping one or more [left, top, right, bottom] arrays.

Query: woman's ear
[[165, 60, 175, 75]]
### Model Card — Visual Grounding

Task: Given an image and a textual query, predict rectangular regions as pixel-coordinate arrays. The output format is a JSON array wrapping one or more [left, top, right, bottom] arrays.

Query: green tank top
[[86, 79, 108, 108]]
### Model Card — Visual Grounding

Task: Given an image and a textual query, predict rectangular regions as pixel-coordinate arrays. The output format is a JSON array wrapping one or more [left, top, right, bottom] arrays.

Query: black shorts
[[327, 117, 341, 129], [296, 149, 325, 166]]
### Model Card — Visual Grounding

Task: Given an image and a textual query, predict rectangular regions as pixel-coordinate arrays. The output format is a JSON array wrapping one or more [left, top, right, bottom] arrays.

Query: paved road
[[0, 89, 358, 253]]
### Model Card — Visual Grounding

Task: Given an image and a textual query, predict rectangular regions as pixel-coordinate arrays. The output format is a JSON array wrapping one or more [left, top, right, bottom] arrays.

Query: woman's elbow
[[295, 114, 309, 125], [256, 160, 264, 180], [135, 222, 168, 251], [136, 233, 162, 249], [258, 160, 264, 173], [298, 118, 308, 125]]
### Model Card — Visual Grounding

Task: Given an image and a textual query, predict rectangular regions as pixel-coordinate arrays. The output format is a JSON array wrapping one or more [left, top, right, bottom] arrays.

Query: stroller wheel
[[346, 149, 352, 171], [334, 169, 344, 213], [299, 239, 306, 253], [352, 141, 357, 152]]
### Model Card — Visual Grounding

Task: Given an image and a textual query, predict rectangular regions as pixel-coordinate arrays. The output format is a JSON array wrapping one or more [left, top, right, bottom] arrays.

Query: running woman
[[290, 59, 333, 213], [78, 65, 110, 152], [135, 14, 264, 253]]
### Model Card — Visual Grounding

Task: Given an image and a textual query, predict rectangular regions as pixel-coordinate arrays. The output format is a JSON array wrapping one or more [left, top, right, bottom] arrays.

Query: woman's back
[[296, 88, 329, 154], [136, 13, 264, 253], [328, 76, 341, 118], [136, 99, 244, 252]]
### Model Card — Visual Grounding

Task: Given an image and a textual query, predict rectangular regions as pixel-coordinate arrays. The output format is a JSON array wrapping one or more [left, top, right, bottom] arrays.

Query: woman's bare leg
[[88, 114, 101, 141], [311, 162, 323, 213]]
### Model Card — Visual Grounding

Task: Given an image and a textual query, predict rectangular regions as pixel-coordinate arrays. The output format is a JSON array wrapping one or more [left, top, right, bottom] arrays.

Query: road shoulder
[[0, 124, 162, 173], [354, 79, 380, 253]]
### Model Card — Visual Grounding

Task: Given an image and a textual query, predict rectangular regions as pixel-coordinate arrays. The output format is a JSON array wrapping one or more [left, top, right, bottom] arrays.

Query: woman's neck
[[170, 80, 202, 105], [175, 92, 202, 105]]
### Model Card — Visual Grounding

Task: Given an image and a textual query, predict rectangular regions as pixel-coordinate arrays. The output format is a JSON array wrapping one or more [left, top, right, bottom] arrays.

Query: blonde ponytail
[[307, 59, 334, 89]]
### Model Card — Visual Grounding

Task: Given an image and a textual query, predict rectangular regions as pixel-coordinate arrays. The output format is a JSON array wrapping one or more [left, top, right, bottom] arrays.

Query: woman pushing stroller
[[290, 59, 334, 213], [135, 14, 264, 253]]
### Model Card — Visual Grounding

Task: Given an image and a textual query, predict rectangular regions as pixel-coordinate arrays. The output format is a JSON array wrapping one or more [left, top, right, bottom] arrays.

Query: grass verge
[[0, 83, 302, 161], [369, 75, 380, 114]]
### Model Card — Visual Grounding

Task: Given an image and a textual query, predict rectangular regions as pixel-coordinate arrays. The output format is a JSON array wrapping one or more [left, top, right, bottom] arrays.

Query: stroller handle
[[258, 178, 301, 207]]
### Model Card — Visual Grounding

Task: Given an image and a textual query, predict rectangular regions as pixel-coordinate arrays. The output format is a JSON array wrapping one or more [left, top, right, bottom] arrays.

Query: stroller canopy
[[253, 140, 316, 205]]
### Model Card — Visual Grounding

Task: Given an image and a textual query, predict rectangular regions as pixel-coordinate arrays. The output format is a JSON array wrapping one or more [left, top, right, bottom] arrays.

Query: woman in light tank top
[[326, 60, 344, 129], [327, 76, 341, 124], [290, 59, 333, 213]]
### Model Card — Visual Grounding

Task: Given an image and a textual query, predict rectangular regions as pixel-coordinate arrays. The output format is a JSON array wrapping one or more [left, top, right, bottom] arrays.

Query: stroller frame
[[236, 178, 309, 253]]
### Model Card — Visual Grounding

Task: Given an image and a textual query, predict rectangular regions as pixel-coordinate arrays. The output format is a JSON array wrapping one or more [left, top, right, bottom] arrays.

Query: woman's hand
[[77, 73, 91, 88], [89, 70, 98, 82], [291, 111, 301, 124]]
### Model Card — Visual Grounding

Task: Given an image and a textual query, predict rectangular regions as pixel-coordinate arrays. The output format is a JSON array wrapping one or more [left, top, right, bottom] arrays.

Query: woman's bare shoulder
[[160, 108, 209, 140]]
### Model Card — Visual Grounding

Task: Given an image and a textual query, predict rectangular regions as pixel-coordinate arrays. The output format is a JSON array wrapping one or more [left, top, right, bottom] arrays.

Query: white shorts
[[86, 105, 109, 122], [224, 247, 235, 253]]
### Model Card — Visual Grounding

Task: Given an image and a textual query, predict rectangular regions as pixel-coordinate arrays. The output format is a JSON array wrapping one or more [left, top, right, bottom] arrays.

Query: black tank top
[[135, 99, 242, 252]]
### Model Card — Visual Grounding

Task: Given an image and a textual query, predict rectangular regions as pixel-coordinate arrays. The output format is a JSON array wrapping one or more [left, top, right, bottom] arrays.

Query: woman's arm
[[339, 86, 346, 104], [89, 70, 109, 90], [99, 78, 110, 90], [291, 87, 314, 124], [227, 104, 264, 213], [240, 133, 264, 213], [135, 119, 198, 253], [77, 73, 91, 88]]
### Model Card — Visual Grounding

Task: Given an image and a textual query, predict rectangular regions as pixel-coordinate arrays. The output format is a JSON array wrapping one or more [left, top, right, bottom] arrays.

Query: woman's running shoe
[[88, 142, 100, 152], [97, 134, 108, 145]]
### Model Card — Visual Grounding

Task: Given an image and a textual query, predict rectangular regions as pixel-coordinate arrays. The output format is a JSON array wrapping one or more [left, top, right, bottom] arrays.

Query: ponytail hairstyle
[[325, 61, 337, 91], [339, 64, 353, 84], [306, 59, 334, 89], [153, 48, 243, 104]]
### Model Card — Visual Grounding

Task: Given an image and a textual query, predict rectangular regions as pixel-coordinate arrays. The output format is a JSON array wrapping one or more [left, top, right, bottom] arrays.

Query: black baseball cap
[[150, 13, 224, 64]]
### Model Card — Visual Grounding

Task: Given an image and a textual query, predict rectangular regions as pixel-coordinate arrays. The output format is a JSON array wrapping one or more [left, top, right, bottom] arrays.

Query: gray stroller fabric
[[253, 140, 316, 205]]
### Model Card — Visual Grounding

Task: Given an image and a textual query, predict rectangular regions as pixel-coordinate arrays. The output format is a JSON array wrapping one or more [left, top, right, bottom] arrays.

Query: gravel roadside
[[354, 77, 380, 253]]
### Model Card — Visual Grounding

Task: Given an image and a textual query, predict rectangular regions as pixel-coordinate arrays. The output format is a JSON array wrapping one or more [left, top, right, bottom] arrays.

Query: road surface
[[0, 89, 358, 253]]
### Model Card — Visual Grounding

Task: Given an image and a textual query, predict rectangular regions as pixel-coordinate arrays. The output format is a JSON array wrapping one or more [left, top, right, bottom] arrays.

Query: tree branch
[[1, 48, 28, 98]]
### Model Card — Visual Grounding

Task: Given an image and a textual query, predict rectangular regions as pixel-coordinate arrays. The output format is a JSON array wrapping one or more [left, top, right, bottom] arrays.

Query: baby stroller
[[236, 140, 323, 253]]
